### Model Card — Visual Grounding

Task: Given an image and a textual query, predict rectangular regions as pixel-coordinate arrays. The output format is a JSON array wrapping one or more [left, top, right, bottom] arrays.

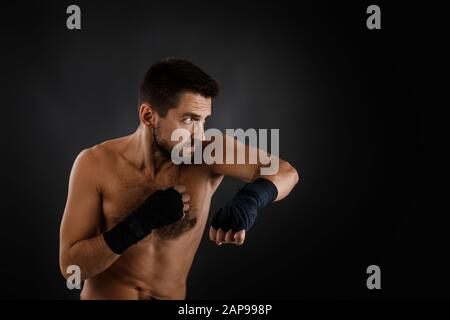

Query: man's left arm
[[208, 134, 299, 245]]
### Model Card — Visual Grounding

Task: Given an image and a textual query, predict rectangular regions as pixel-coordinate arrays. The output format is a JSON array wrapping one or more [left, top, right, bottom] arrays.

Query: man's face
[[153, 91, 211, 158]]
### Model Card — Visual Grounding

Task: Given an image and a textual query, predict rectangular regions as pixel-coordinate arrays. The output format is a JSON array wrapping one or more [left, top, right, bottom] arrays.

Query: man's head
[[138, 58, 219, 158]]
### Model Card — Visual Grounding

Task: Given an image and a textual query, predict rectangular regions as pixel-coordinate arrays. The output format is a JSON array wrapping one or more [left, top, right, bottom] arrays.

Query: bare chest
[[100, 163, 213, 240]]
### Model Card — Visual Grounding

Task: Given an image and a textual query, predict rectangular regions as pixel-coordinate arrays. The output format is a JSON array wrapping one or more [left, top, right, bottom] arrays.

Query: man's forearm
[[61, 235, 119, 281], [257, 160, 299, 202]]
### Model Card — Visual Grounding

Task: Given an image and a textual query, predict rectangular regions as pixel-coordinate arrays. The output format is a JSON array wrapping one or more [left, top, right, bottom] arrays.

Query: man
[[59, 58, 299, 300]]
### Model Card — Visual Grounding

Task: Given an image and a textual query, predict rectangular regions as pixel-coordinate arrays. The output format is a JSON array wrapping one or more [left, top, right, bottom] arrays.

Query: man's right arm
[[59, 148, 187, 281], [59, 149, 119, 281]]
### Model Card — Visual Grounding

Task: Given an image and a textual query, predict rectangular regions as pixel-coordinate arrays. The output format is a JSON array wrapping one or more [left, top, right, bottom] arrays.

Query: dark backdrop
[[1, 1, 445, 299]]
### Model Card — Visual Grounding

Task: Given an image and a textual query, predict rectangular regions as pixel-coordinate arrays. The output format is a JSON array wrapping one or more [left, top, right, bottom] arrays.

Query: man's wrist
[[243, 178, 278, 209]]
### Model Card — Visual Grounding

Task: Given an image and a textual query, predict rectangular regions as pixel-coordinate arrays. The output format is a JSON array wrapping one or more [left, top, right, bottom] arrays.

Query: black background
[[1, 1, 446, 299]]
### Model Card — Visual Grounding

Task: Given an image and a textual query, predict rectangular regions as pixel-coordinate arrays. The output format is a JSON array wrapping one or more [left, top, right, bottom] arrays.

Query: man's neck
[[122, 125, 172, 177]]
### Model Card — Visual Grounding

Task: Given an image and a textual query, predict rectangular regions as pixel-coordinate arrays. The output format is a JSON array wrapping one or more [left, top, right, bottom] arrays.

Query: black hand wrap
[[103, 187, 184, 254], [211, 178, 278, 232]]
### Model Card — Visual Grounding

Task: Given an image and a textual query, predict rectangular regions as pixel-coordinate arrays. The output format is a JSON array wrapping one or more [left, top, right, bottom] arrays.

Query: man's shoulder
[[76, 144, 108, 165], [74, 137, 125, 170]]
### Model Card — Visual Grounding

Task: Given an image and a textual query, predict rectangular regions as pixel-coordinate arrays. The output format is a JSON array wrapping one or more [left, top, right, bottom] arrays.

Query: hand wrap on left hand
[[211, 178, 278, 232]]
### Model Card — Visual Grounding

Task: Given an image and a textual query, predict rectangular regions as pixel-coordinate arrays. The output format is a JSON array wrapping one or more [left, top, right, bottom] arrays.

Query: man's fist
[[209, 227, 245, 246], [103, 185, 189, 254], [137, 186, 186, 230], [208, 178, 278, 247]]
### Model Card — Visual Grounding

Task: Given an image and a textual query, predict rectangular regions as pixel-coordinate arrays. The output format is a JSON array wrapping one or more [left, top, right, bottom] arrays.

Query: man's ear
[[139, 103, 157, 127]]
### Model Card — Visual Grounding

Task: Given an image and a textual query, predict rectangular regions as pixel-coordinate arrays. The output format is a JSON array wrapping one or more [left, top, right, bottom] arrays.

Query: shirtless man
[[59, 58, 299, 300]]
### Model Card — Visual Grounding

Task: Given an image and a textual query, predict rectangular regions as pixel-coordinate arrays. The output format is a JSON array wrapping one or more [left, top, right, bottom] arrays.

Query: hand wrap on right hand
[[103, 187, 184, 254]]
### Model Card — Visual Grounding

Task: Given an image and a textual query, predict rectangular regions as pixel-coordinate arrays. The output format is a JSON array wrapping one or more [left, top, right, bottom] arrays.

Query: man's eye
[[183, 117, 192, 124]]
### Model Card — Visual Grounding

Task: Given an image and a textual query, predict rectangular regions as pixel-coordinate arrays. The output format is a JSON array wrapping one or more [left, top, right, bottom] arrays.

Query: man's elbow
[[59, 246, 79, 281], [59, 254, 71, 280], [60, 253, 88, 282], [282, 160, 300, 186]]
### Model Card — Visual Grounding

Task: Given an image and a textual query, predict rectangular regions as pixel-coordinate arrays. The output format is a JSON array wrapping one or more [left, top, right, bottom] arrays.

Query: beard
[[152, 123, 200, 162], [152, 123, 174, 159]]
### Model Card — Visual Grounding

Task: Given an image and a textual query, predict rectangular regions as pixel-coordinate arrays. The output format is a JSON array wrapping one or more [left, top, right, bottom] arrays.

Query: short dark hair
[[139, 58, 220, 117]]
